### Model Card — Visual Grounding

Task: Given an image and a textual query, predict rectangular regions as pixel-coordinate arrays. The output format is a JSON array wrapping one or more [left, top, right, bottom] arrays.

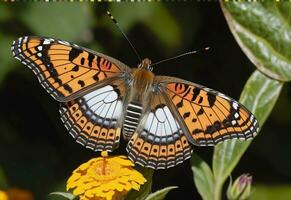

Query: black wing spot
[[93, 72, 100, 81], [198, 96, 203, 104], [207, 92, 216, 107], [205, 123, 219, 134], [63, 84, 73, 93], [88, 53, 94, 67], [69, 48, 83, 61], [176, 100, 183, 109], [214, 121, 222, 129], [197, 107, 204, 115], [192, 129, 203, 135], [191, 87, 201, 101], [72, 65, 79, 72], [78, 80, 85, 87], [80, 57, 85, 65], [183, 112, 190, 119]]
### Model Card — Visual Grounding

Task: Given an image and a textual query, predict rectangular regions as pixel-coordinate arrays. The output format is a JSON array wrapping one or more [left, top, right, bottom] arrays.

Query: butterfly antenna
[[150, 47, 210, 67], [107, 11, 142, 63]]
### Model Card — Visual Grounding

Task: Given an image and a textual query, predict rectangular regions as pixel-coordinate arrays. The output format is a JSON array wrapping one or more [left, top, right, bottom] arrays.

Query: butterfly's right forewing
[[12, 36, 130, 102]]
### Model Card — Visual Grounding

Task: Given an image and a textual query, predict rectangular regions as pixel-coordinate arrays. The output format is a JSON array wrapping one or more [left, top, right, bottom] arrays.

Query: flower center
[[88, 158, 121, 183]]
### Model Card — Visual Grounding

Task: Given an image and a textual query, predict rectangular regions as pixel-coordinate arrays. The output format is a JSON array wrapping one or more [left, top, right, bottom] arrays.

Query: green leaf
[[20, 2, 93, 41], [145, 186, 178, 200], [49, 192, 76, 200], [126, 168, 154, 200], [110, 3, 181, 51], [220, 1, 291, 81], [191, 154, 214, 200], [250, 185, 291, 200], [212, 70, 283, 200]]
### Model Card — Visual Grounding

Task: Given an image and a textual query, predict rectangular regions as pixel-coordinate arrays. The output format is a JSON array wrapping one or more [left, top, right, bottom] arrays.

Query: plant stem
[[214, 181, 222, 200]]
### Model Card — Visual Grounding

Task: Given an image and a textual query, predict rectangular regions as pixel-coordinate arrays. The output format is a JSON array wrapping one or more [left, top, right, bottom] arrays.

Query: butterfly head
[[138, 58, 153, 71]]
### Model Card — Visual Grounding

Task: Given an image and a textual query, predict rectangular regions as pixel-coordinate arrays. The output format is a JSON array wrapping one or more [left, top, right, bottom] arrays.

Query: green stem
[[214, 181, 222, 200]]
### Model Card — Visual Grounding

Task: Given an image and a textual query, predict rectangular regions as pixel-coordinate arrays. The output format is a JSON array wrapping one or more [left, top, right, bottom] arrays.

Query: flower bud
[[227, 174, 252, 200]]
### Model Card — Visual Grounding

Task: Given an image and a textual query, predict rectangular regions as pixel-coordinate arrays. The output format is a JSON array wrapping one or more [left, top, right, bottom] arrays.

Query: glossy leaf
[[220, 1, 291, 81], [145, 186, 178, 200], [126, 168, 154, 200], [191, 154, 214, 200], [20, 3, 93, 41], [213, 70, 283, 199]]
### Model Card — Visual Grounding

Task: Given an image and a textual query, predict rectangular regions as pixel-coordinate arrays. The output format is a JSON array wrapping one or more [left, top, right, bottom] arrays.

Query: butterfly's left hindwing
[[60, 79, 128, 152], [156, 76, 259, 146], [11, 36, 130, 102]]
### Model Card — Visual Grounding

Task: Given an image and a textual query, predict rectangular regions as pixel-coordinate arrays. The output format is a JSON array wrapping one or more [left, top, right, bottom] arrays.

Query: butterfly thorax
[[130, 69, 154, 99], [123, 58, 154, 140]]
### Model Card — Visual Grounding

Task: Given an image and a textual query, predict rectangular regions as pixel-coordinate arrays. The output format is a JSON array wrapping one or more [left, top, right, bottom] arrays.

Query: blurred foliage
[[110, 3, 181, 51], [250, 185, 291, 200], [0, 34, 15, 83], [21, 3, 93, 41], [0, 2, 290, 200]]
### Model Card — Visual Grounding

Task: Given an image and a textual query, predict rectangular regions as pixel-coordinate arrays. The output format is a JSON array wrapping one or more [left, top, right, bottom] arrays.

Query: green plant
[[192, 1, 290, 200]]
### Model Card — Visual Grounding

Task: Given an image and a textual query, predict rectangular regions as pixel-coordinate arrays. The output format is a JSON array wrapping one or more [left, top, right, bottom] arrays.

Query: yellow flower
[[0, 191, 8, 200], [67, 151, 146, 200]]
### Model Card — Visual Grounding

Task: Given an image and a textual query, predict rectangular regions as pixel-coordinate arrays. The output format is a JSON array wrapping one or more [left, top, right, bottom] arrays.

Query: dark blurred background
[[0, 2, 290, 200]]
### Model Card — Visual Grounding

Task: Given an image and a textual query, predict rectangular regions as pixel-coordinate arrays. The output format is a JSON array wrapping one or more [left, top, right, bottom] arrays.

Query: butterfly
[[11, 36, 259, 169]]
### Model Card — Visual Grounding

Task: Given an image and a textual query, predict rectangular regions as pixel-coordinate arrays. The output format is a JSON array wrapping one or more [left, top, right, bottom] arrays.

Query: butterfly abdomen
[[123, 102, 143, 140]]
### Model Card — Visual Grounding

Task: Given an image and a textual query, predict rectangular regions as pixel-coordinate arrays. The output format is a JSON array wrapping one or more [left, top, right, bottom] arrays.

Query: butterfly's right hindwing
[[60, 79, 128, 152]]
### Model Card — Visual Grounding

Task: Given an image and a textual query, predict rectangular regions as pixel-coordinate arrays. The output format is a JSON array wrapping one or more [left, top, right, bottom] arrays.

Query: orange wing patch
[[166, 82, 259, 146], [11, 36, 126, 101]]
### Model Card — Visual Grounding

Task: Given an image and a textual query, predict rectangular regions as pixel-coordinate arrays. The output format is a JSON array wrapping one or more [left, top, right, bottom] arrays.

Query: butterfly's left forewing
[[156, 76, 259, 146]]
